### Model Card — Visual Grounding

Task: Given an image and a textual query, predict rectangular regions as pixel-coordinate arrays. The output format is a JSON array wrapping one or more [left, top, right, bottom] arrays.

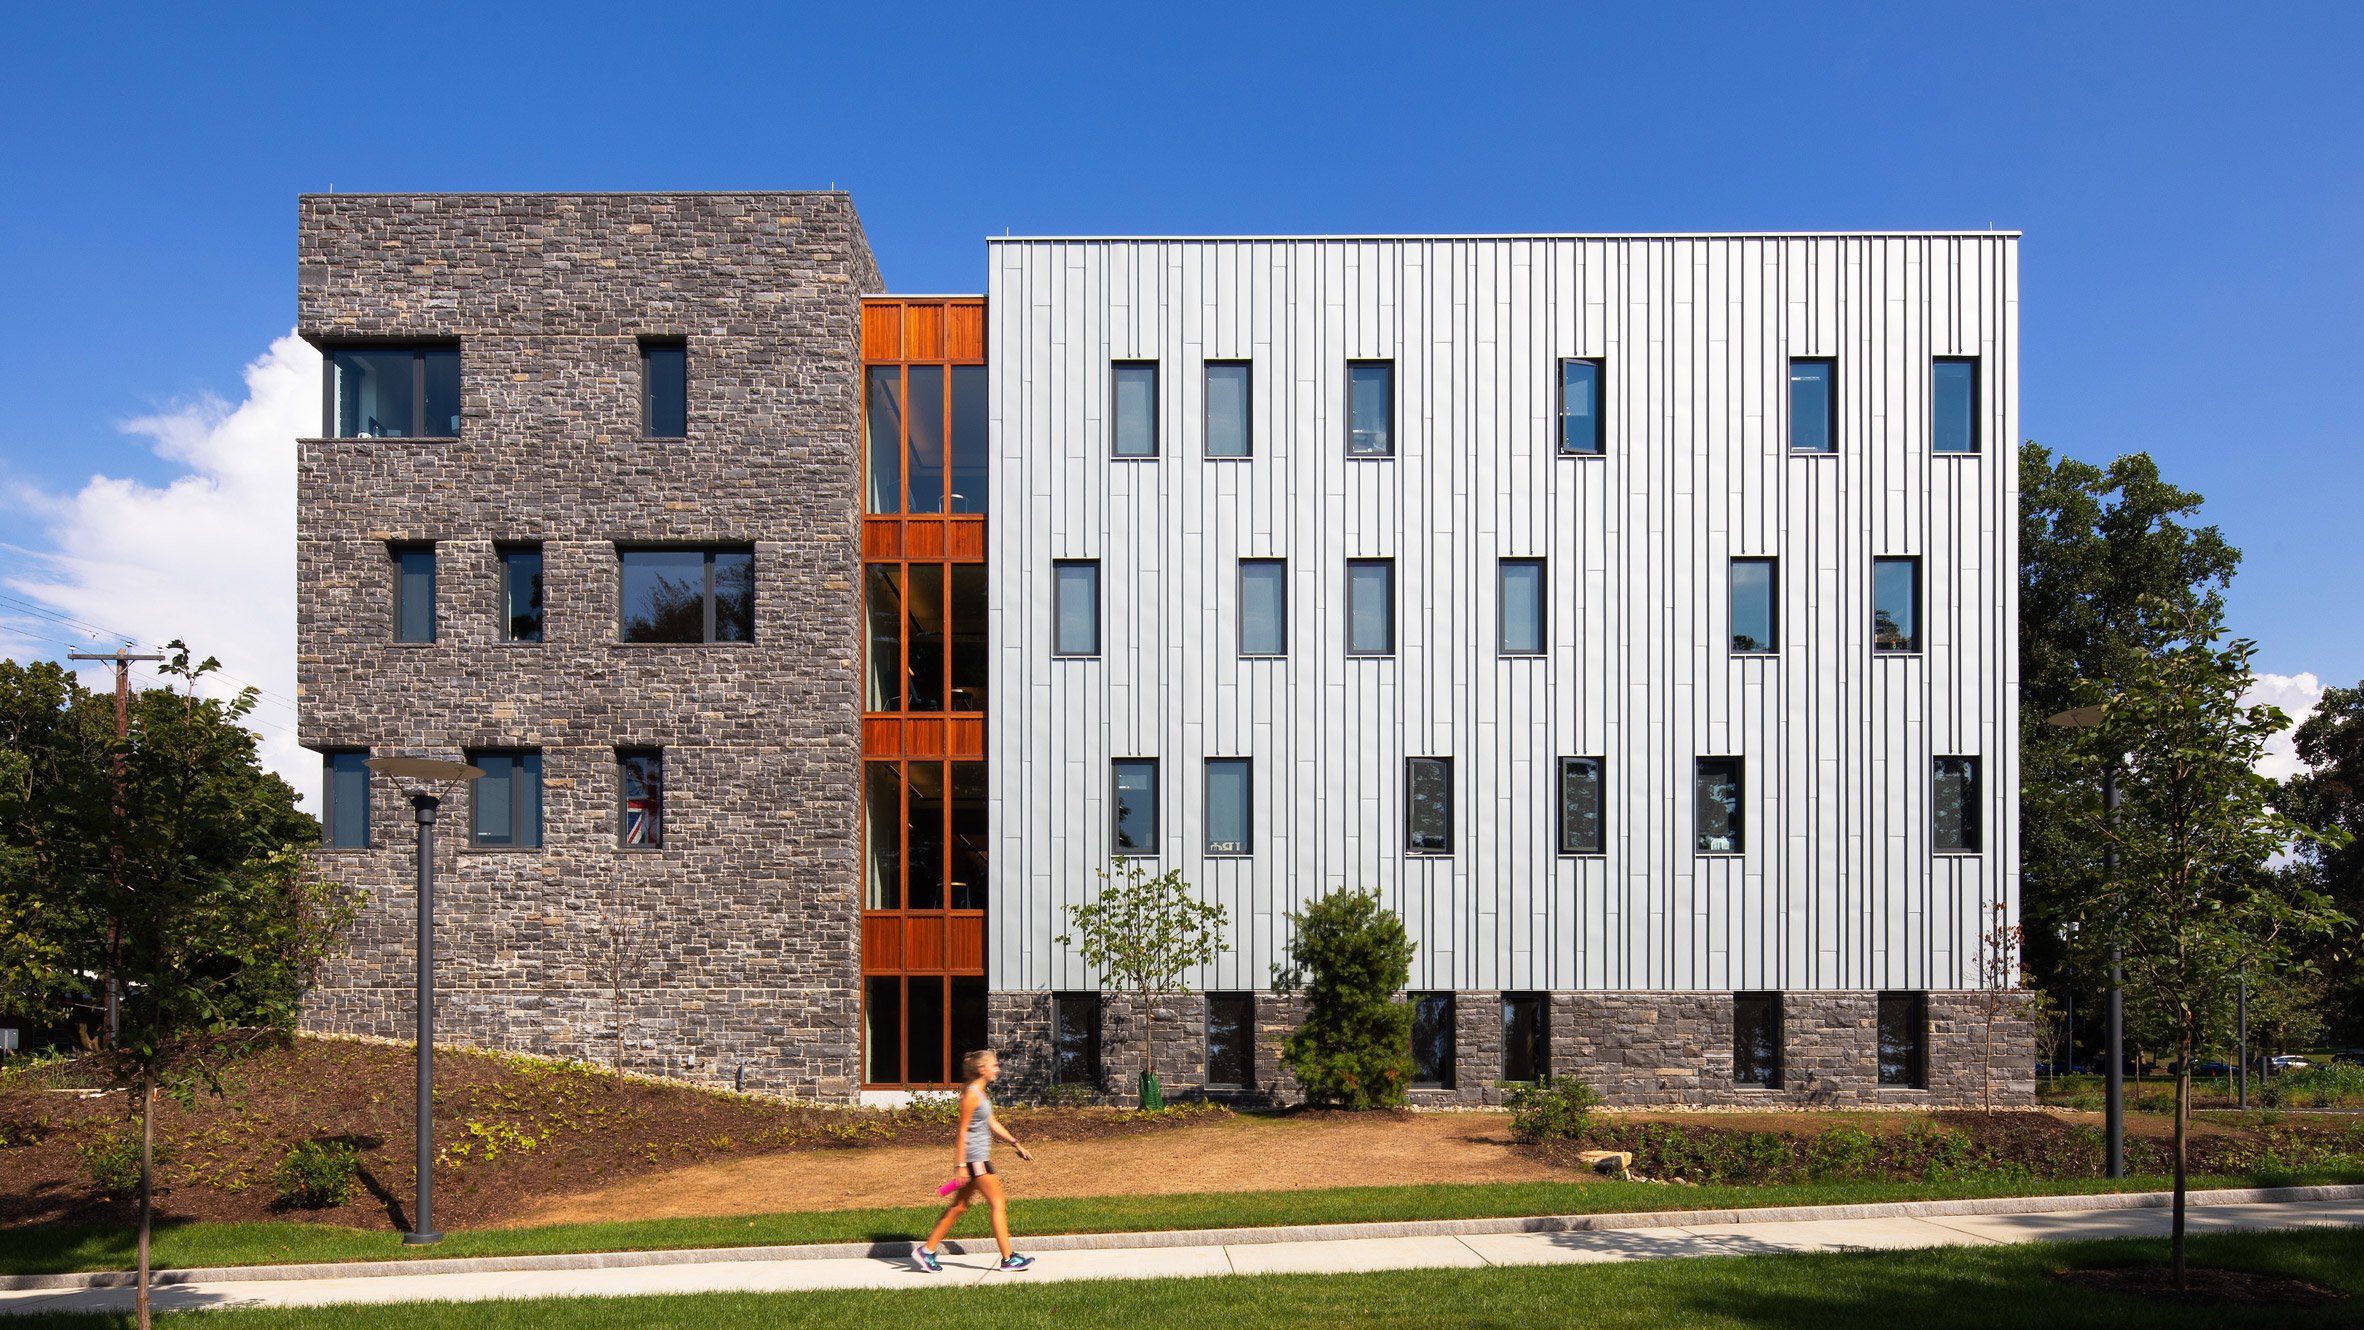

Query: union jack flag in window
[[620, 749, 664, 848]]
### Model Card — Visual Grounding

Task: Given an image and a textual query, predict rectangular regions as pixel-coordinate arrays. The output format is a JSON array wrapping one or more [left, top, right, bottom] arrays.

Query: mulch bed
[[2055, 1265, 2347, 1306]]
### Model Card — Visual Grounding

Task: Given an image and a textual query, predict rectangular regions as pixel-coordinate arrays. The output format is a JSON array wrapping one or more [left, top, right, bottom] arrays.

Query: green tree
[[2278, 682, 2364, 1040], [1056, 858, 1229, 1108], [1275, 889, 1415, 1110]]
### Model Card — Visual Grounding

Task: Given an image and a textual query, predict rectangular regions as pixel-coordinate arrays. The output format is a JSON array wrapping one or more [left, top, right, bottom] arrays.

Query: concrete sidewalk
[[5, 1190, 2359, 1317]]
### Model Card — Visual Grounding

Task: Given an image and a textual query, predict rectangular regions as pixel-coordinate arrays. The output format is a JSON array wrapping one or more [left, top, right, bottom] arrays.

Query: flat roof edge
[[298, 190, 854, 200], [988, 231, 2022, 242]]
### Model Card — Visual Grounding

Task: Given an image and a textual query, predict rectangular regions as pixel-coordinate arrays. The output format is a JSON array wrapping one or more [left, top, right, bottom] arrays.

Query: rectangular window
[[864, 566, 903, 710], [1730, 557, 1777, 654], [1498, 559, 1546, 656], [328, 344, 460, 439], [1053, 560, 1101, 657], [865, 975, 902, 1084], [1239, 559, 1287, 657], [949, 564, 987, 712], [321, 750, 370, 849], [1113, 758, 1159, 855], [1347, 360, 1395, 456], [1789, 357, 1835, 453], [1933, 756, 1982, 853], [618, 547, 754, 644], [905, 564, 945, 711], [391, 544, 436, 643], [907, 364, 946, 513], [864, 366, 902, 513], [1054, 992, 1103, 1086], [1346, 559, 1395, 656], [640, 339, 686, 438], [1204, 362, 1251, 458], [1879, 992, 1929, 1088], [468, 750, 543, 850], [948, 364, 988, 513], [1558, 358, 1604, 455], [1557, 757, 1605, 856], [1932, 357, 1979, 455], [618, 748, 664, 848], [949, 762, 987, 910], [1501, 993, 1546, 1084], [1873, 556, 1921, 653], [1411, 993, 1456, 1088], [906, 762, 946, 909], [1205, 758, 1252, 856], [1733, 992, 1783, 1088], [499, 544, 543, 643], [1696, 757, 1744, 854], [905, 975, 946, 1084], [1406, 757, 1453, 854], [1113, 362, 1159, 458], [1205, 992, 1254, 1089], [865, 762, 901, 908]]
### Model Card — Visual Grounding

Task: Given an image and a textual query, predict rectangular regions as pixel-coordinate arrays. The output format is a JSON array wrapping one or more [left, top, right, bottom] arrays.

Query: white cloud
[[2246, 670, 2325, 784], [3, 333, 317, 810]]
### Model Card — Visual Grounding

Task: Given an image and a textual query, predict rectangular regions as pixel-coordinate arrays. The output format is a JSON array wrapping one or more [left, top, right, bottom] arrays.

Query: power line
[[0, 592, 304, 713]]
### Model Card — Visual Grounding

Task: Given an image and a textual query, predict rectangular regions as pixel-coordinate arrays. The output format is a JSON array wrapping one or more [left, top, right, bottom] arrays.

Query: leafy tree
[[1274, 889, 1415, 1109], [1971, 901, 2047, 1113], [1056, 858, 1229, 1108], [2279, 682, 2364, 1040]]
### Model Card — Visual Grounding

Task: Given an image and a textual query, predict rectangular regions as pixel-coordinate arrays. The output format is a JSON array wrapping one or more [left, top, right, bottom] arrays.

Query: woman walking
[[914, 1049, 1034, 1273]]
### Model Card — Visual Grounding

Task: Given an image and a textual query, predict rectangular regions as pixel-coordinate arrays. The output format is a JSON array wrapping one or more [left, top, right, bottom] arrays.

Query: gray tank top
[[963, 1089, 995, 1163]]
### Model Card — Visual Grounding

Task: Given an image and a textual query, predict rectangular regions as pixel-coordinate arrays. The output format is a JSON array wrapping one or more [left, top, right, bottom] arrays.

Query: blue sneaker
[[913, 1246, 943, 1273], [998, 1253, 1034, 1272]]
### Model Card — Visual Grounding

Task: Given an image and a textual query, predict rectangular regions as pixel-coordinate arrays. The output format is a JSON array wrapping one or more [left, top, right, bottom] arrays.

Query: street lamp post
[[2048, 702, 2124, 1180], [365, 756, 483, 1246]]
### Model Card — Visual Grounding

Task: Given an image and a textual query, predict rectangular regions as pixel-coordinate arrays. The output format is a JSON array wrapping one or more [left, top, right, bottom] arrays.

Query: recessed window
[[1205, 992, 1254, 1089], [1406, 757, 1453, 855], [1696, 757, 1744, 854], [1933, 756, 1982, 852], [1411, 993, 1456, 1088], [1557, 757, 1605, 856], [1204, 362, 1251, 458], [321, 750, 370, 849], [1112, 758, 1159, 856], [1205, 758, 1251, 856], [948, 365, 988, 513], [1113, 362, 1159, 458], [1347, 360, 1394, 456], [1733, 992, 1783, 1088], [1346, 559, 1395, 656], [499, 544, 543, 643], [1731, 557, 1777, 654], [1239, 559, 1287, 657], [468, 750, 543, 850], [1053, 560, 1101, 657], [328, 344, 460, 439], [1501, 993, 1546, 1084], [1873, 556, 1921, 653], [1789, 357, 1835, 453], [864, 366, 903, 514], [1879, 991, 1929, 1088], [640, 339, 686, 438], [618, 748, 664, 849], [1558, 358, 1605, 456], [1498, 559, 1546, 656], [1932, 357, 1979, 455], [391, 544, 436, 643], [619, 547, 754, 644], [907, 365, 947, 511], [1054, 992, 1103, 1086]]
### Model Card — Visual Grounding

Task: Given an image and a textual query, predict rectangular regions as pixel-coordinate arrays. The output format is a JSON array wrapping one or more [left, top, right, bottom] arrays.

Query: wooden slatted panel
[[906, 520, 946, 560], [862, 914, 903, 970], [946, 302, 987, 360], [904, 304, 944, 360], [861, 303, 902, 360], [906, 717, 945, 758], [947, 716, 986, 759], [947, 914, 986, 973], [907, 916, 946, 970], [947, 518, 988, 561], [862, 716, 902, 757], [861, 518, 902, 560]]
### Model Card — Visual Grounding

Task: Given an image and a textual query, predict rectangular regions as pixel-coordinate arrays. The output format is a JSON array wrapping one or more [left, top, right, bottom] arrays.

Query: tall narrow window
[[906, 762, 946, 909], [321, 750, 370, 849], [328, 345, 460, 439], [1789, 357, 1836, 453], [1730, 557, 1777, 654], [1557, 757, 1604, 855], [864, 366, 903, 513], [619, 547, 754, 643], [906, 364, 946, 513], [865, 566, 904, 710], [1113, 362, 1158, 458], [618, 748, 664, 848], [1053, 560, 1100, 657], [1733, 992, 1783, 1088], [1933, 756, 1982, 852], [499, 544, 543, 643], [1499, 559, 1546, 656], [865, 975, 903, 1084], [905, 975, 947, 1084], [1696, 757, 1744, 854], [1239, 559, 1287, 657], [1501, 993, 1546, 1083], [1932, 357, 1980, 455], [949, 762, 987, 910], [905, 564, 945, 711], [1054, 992, 1103, 1086], [1346, 559, 1395, 656], [468, 750, 543, 849], [1873, 556, 1921, 653], [1205, 758, 1251, 856], [1204, 362, 1251, 458], [865, 762, 901, 908], [1347, 361, 1395, 456], [948, 364, 988, 513], [1558, 358, 1604, 455], [640, 339, 686, 438], [949, 565, 988, 712], [391, 544, 435, 643], [1406, 757, 1453, 854], [1879, 992, 1929, 1088], [1205, 992, 1254, 1089], [1112, 759, 1159, 855], [1411, 993, 1456, 1088]]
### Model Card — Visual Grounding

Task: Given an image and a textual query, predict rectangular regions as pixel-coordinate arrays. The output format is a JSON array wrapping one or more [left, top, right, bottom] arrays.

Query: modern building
[[298, 194, 2028, 1107]]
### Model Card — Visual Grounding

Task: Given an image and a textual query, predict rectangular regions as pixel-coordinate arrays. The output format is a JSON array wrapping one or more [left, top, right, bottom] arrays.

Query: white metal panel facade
[[985, 235, 2019, 997]]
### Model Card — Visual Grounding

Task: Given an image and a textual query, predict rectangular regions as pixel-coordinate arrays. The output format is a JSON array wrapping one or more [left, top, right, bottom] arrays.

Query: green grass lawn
[[8, 1229, 2363, 1329], [9, 1170, 2362, 1278]]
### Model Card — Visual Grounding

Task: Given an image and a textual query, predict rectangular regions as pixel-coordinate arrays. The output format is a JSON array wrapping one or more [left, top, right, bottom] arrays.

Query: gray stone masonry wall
[[297, 193, 881, 1101]]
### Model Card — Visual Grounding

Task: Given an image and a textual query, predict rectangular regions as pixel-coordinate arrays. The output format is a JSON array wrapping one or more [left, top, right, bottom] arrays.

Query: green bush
[[79, 1126, 171, 1198], [1277, 890, 1414, 1109], [1041, 1082, 1097, 1108], [899, 1092, 961, 1128], [1504, 1078, 1602, 1143], [272, 1139, 362, 1209], [1805, 1125, 1882, 1181]]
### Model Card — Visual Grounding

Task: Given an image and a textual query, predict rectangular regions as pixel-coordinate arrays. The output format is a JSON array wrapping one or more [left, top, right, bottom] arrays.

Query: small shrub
[[1276, 889, 1414, 1110], [272, 1139, 362, 1209], [1504, 1078, 1602, 1143], [79, 1127, 172, 1198], [1041, 1082, 1098, 1108], [900, 1092, 961, 1128], [1805, 1125, 1881, 1182]]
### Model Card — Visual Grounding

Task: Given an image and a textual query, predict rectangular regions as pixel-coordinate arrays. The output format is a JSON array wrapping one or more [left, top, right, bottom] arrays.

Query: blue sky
[[1, 1, 2357, 758]]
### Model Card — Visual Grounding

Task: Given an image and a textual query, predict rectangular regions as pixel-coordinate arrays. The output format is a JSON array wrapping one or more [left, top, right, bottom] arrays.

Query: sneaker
[[997, 1253, 1034, 1272], [913, 1246, 943, 1273]]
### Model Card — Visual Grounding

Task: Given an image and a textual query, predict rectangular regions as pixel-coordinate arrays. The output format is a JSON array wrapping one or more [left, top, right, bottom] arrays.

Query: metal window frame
[[1872, 555, 1923, 654], [1404, 756, 1454, 855], [1052, 559, 1102, 657], [1786, 356, 1838, 454], [1931, 355, 1981, 455], [389, 542, 436, 643], [322, 343, 460, 440], [1729, 556, 1779, 655], [1345, 359, 1396, 457], [1345, 558, 1396, 656], [616, 545, 754, 645], [1202, 360, 1253, 458], [1556, 755, 1606, 856], [1499, 991, 1547, 1084], [1053, 990, 1104, 1086], [1203, 991, 1256, 1090], [1203, 757, 1253, 857], [1933, 755, 1983, 854], [1111, 757, 1160, 857], [1409, 991, 1456, 1088], [1237, 558, 1287, 658], [496, 542, 544, 643], [319, 748, 372, 849], [639, 336, 689, 439], [1732, 991, 1786, 1088], [1497, 557, 1547, 657], [616, 746, 665, 850], [1556, 357, 1606, 456], [1878, 990, 1931, 1088], [1111, 360, 1160, 458], [466, 748, 543, 850], [1695, 756, 1746, 856]]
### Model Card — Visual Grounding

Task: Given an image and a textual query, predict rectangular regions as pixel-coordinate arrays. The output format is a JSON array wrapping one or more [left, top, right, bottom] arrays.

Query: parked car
[[2193, 1060, 2233, 1076], [2036, 1061, 2088, 1076], [2268, 1054, 2312, 1072]]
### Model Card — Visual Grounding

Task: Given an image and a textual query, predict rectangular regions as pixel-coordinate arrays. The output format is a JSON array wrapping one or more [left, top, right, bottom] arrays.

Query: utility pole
[[69, 647, 166, 1044]]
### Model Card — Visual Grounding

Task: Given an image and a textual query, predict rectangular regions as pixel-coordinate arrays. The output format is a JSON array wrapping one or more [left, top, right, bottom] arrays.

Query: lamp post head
[[2046, 704, 2107, 730], [365, 756, 486, 783]]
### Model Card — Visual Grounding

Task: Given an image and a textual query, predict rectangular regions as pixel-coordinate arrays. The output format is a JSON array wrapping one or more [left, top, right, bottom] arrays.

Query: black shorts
[[964, 1161, 997, 1178]]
